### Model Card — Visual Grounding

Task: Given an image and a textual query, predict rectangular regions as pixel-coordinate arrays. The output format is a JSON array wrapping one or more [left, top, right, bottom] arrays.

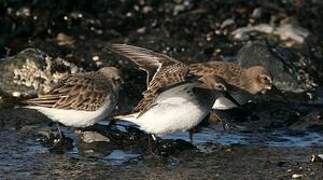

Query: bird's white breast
[[129, 83, 211, 135]]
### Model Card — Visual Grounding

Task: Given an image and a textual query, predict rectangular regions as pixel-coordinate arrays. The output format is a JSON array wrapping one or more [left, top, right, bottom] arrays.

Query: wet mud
[[1, 0, 323, 179]]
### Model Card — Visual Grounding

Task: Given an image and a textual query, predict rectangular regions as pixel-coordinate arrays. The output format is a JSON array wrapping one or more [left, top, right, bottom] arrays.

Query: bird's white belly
[[26, 99, 113, 128], [135, 98, 208, 135], [212, 97, 238, 110]]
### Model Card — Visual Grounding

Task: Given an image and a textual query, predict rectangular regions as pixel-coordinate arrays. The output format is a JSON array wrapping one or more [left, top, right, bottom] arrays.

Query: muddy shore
[[1, 0, 323, 179]]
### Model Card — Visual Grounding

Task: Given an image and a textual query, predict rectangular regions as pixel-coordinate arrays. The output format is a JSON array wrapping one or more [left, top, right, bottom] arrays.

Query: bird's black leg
[[148, 134, 153, 154], [55, 123, 64, 141], [212, 113, 229, 130], [148, 134, 161, 155], [188, 128, 195, 144]]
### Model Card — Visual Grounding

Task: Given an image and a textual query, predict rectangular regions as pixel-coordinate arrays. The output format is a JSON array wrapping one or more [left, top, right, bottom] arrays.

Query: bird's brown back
[[22, 71, 114, 111]]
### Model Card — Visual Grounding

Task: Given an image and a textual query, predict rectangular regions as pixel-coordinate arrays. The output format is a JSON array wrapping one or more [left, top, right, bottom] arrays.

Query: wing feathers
[[22, 72, 111, 111]]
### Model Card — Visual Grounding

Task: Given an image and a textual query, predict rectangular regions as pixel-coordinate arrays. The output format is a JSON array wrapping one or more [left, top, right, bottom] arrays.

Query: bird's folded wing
[[22, 72, 110, 111]]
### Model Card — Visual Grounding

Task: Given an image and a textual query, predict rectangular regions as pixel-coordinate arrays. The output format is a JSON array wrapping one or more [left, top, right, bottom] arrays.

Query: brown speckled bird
[[108, 44, 273, 110], [114, 62, 230, 144], [22, 67, 123, 131], [110, 44, 240, 145]]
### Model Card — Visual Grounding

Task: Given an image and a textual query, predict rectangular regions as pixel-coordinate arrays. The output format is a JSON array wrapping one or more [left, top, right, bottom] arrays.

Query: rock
[[81, 131, 111, 143], [231, 18, 310, 45], [251, 8, 263, 19], [0, 48, 83, 99], [158, 139, 196, 156], [275, 19, 310, 45], [0, 108, 51, 129], [237, 42, 319, 94], [221, 18, 235, 29], [37, 127, 74, 153], [231, 24, 274, 40], [55, 33, 75, 46], [311, 154, 323, 163], [292, 174, 303, 179]]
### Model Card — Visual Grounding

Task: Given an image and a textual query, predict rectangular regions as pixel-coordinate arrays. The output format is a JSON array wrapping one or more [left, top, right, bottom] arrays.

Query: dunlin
[[22, 67, 123, 138], [108, 44, 273, 110], [112, 49, 233, 152]]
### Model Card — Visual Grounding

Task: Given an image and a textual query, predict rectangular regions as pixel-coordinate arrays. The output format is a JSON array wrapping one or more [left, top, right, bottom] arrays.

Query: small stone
[[12, 91, 21, 97], [136, 27, 146, 34], [251, 8, 262, 19], [311, 154, 323, 162], [292, 174, 303, 179], [142, 6, 153, 14], [15, 7, 31, 17], [221, 18, 235, 29], [92, 56, 100, 61], [56, 33, 75, 46], [81, 131, 111, 143]]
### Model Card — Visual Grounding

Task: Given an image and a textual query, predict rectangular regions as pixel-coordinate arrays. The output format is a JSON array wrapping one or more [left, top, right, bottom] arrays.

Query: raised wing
[[134, 64, 195, 117], [108, 43, 182, 86], [22, 72, 112, 111]]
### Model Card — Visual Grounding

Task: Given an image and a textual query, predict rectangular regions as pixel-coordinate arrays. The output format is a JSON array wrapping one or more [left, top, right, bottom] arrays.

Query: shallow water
[[1, 122, 323, 179]]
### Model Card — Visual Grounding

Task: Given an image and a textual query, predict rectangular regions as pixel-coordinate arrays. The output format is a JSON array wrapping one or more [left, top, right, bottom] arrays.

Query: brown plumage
[[22, 67, 123, 111], [109, 44, 273, 95], [109, 43, 181, 86], [134, 65, 193, 116], [190, 61, 272, 94], [109, 44, 234, 119]]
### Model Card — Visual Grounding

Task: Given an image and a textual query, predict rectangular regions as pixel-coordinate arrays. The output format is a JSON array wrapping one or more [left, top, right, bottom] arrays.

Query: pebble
[[56, 33, 75, 46], [92, 56, 100, 61], [12, 91, 21, 97], [251, 8, 262, 19], [81, 131, 111, 143], [292, 174, 303, 179], [221, 18, 235, 29], [311, 154, 323, 162]]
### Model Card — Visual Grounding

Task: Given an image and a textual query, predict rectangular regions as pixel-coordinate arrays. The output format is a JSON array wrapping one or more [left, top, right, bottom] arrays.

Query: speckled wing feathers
[[108, 43, 181, 85], [134, 64, 192, 116], [23, 72, 112, 111], [190, 62, 242, 87], [109, 43, 195, 115]]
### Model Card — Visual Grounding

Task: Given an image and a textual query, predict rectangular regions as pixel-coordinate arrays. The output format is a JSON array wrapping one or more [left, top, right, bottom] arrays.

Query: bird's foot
[[37, 127, 73, 153]]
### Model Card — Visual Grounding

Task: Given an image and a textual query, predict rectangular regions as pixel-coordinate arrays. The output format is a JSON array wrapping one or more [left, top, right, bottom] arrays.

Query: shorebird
[[111, 46, 235, 153], [190, 61, 273, 109], [108, 44, 273, 110], [22, 67, 123, 139], [115, 75, 229, 151]]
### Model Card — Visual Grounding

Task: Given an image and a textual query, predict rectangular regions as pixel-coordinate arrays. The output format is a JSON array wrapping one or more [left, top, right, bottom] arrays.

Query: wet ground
[[1, 123, 323, 179], [1, 0, 323, 179]]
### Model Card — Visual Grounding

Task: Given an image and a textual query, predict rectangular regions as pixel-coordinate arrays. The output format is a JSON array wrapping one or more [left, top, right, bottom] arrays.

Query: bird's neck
[[240, 70, 257, 94]]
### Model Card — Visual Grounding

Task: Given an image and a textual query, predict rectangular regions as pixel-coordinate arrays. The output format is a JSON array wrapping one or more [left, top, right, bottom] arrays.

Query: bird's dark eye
[[260, 75, 272, 84], [263, 76, 272, 83], [216, 84, 226, 91]]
